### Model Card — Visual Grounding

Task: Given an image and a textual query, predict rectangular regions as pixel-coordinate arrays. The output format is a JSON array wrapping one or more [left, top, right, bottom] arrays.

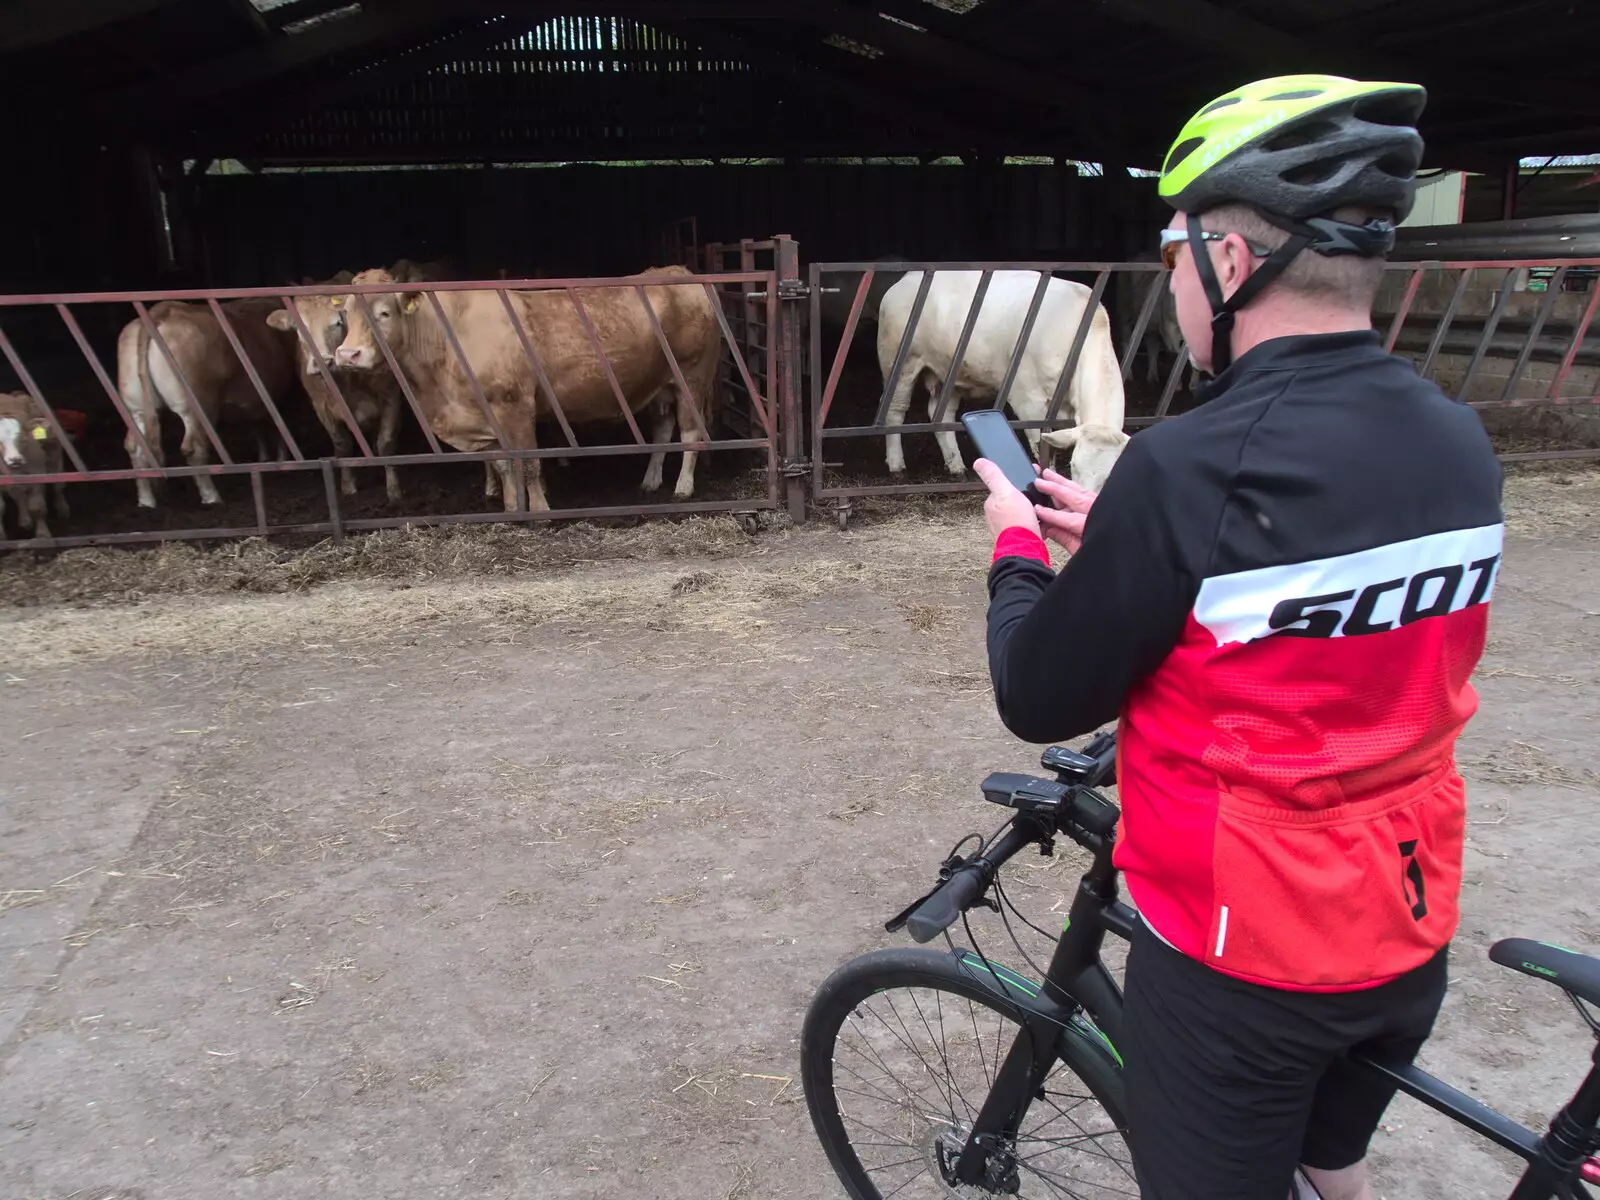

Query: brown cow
[[332, 265, 717, 512], [117, 297, 299, 508], [267, 269, 407, 503], [0, 391, 69, 540]]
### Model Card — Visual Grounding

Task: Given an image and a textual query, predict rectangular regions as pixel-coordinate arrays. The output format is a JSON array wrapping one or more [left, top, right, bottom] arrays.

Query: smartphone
[[961, 409, 1047, 506]]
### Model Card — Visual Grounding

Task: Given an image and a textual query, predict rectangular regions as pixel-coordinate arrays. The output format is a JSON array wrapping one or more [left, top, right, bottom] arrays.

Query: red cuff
[[991, 526, 1050, 565]]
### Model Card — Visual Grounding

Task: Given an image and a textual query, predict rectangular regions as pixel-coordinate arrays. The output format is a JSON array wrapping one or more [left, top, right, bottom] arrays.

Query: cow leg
[[52, 483, 70, 523], [26, 486, 50, 540], [484, 460, 501, 499], [495, 408, 544, 514], [324, 419, 358, 497], [178, 413, 224, 507], [125, 398, 163, 511], [640, 395, 674, 493], [670, 386, 706, 501], [883, 360, 924, 475], [377, 398, 404, 503], [927, 379, 966, 477]]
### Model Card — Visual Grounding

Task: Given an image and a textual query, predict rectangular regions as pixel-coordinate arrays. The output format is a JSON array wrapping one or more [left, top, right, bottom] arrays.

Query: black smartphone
[[961, 409, 1047, 505]]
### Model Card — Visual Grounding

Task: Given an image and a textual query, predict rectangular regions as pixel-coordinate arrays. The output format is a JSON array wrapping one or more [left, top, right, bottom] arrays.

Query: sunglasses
[[1159, 227, 1272, 271]]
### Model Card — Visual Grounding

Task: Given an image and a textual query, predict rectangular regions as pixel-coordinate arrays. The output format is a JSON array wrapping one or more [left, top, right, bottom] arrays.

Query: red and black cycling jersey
[[987, 330, 1504, 991]]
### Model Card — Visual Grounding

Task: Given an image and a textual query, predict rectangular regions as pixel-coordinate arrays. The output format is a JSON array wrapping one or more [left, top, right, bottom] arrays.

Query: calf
[[0, 392, 69, 540]]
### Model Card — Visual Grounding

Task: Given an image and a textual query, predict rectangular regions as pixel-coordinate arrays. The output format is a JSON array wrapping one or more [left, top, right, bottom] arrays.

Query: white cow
[[876, 270, 1129, 493]]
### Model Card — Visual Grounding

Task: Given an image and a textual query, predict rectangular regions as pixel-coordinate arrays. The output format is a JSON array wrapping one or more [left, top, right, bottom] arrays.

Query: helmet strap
[[1186, 211, 1311, 375]]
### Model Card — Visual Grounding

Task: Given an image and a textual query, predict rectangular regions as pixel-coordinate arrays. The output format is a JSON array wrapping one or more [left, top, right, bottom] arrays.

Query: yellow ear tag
[[330, 297, 343, 308], [403, 298, 419, 314], [31, 425, 47, 441]]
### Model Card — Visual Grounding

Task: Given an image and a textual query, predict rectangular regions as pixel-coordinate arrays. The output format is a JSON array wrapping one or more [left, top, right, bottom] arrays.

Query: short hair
[[1200, 203, 1389, 310]]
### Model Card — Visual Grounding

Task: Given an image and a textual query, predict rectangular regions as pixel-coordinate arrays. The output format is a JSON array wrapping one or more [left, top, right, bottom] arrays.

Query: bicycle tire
[[801, 946, 1133, 1199]]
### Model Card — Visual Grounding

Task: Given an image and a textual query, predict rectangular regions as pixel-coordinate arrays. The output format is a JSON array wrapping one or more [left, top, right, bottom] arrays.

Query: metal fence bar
[[818, 269, 874, 429], [634, 284, 709, 442], [872, 271, 934, 427], [1044, 270, 1111, 424], [993, 271, 1053, 411], [1155, 346, 1192, 418], [210, 298, 305, 461], [1384, 266, 1425, 355], [250, 472, 268, 534], [0, 271, 776, 307], [352, 292, 443, 456], [2, 318, 91, 472], [703, 282, 773, 438], [133, 300, 233, 465], [929, 270, 993, 423], [280, 296, 371, 458], [424, 288, 513, 452], [1546, 282, 1600, 401], [1121, 270, 1168, 383], [1500, 267, 1566, 403], [564, 286, 645, 445], [496, 287, 578, 449], [1456, 271, 1520, 402], [1419, 269, 1473, 381]]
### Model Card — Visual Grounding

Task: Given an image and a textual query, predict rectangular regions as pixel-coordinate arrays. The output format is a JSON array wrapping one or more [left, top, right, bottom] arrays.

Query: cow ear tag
[[330, 297, 343, 308], [403, 298, 419, 314], [31, 425, 47, 441]]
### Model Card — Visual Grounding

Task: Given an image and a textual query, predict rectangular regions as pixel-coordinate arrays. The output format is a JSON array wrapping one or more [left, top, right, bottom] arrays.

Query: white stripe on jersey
[[1195, 523, 1504, 647]]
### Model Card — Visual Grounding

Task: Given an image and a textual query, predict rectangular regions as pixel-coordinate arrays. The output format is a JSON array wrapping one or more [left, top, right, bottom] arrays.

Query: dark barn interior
[[6, 0, 1600, 294]]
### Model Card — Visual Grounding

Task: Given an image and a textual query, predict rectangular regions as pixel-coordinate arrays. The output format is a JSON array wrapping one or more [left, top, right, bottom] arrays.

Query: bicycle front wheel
[[801, 947, 1134, 1199]]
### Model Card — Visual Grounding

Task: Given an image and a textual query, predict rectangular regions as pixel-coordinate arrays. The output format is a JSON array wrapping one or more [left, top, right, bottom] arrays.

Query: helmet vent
[[1264, 119, 1338, 152], [1197, 95, 1242, 116], [1283, 159, 1342, 186], [1264, 88, 1325, 101], [1163, 136, 1206, 175]]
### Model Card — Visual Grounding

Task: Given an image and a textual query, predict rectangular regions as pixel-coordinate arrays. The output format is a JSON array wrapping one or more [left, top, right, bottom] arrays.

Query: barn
[[4, 0, 1600, 545]]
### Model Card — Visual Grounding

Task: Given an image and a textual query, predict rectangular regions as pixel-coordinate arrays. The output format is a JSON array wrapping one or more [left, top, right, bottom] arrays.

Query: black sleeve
[[986, 435, 1202, 744]]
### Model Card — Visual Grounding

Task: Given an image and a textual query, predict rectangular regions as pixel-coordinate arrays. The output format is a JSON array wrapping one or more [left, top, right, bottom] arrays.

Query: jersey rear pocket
[[1205, 768, 1464, 989]]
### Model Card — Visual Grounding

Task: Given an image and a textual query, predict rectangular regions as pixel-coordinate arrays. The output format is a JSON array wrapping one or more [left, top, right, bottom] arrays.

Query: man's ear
[[266, 309, 293, 331]]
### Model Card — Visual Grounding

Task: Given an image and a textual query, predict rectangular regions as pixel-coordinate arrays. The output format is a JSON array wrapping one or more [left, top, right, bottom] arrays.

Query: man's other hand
[[1032, 468, 1096, 555]]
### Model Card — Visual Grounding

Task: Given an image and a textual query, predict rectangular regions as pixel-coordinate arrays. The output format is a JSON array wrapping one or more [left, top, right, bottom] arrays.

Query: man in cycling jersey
[[974, 76, 1503, 1200]]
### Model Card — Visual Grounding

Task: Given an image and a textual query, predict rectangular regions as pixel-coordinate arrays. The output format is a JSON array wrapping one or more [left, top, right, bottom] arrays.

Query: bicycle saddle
[[1491, 938, 1600, 1010]]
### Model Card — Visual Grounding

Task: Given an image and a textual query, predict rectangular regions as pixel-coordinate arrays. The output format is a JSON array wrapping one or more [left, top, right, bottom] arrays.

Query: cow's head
[[334, 268, 421, 371], [1039, 425, 1130, 494], [0, 417, 24, 467], [265, 271, 355, 374]]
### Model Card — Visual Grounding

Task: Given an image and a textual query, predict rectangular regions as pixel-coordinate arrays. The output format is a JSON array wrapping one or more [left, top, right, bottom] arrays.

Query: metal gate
[[0, 268, 783, 550], [806, 256, 1600, 526]]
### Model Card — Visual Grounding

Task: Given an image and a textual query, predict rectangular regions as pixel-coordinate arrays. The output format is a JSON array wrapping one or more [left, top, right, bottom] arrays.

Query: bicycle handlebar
[[904, 822, 1042, 943]]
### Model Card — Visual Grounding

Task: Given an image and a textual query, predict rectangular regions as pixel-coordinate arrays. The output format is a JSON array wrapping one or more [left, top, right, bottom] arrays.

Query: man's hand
[[1032, 468, 1096, 555], [973, 458, 1042, 540]]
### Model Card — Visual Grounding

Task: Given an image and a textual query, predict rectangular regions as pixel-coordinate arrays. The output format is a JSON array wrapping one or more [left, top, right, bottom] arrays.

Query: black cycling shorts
[[1120, 920, 1448, 1200]]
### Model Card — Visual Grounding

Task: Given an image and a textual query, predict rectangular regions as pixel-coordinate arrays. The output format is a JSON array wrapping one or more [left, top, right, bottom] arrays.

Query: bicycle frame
[[944, 797, 1600, 1198]]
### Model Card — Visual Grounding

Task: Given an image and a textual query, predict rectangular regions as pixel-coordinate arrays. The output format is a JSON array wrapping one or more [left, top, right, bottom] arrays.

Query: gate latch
[[777, 279, 810, 302]]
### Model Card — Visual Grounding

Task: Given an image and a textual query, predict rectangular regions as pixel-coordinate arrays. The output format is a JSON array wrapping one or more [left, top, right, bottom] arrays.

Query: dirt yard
[[3, 470, 1599, 1200]]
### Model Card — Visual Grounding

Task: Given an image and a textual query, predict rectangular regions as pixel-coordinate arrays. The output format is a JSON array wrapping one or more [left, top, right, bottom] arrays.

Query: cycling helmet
[[1157, 74, 1428, 373]]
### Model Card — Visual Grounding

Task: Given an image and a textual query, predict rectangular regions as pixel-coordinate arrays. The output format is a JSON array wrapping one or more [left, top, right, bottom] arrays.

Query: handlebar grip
[[905, 864, 987, 943]]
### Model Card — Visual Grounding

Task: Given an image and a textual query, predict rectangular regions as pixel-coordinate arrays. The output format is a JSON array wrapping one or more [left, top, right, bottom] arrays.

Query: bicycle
[[800, 731, 1600, 1199]]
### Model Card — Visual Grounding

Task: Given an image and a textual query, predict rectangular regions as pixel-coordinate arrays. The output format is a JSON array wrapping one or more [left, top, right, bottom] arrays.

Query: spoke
[[879, 1166, 926, 1199], [843, 1013, 938, 1117], [833, 1053, 919, 1109], [1017, 1156, 1109, 1200], [1019, 1092, 1093, 1141], [864, 1155, 929, 1174], [844, 1114, 927, 1149], [907, 987, 976, 1125], [864, 997, 957, 1126], [967, 996, 993, 1090]]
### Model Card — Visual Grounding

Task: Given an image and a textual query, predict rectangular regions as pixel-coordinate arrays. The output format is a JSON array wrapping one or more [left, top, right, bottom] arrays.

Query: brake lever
[[885, 850, 998, 933]]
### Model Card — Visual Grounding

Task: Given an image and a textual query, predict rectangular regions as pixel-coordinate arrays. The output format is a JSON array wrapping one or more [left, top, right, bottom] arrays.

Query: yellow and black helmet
[[1160, 75, 1427, 223]]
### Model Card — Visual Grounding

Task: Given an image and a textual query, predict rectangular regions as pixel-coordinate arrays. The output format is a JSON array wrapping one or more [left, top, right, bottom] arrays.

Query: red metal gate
[[807, 256, 1600, 525], [0, 269, 781, 550]]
